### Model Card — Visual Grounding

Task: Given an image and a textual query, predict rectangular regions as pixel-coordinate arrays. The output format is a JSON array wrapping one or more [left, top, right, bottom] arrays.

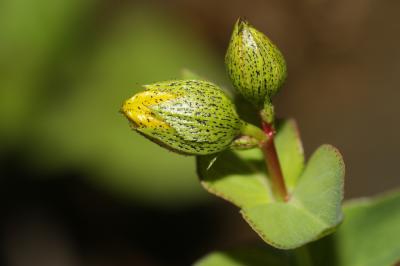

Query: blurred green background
[[1, 0, 400, 265]]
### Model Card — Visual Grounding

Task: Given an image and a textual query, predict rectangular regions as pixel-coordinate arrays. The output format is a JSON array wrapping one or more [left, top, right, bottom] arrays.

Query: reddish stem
[[261, 121, 289, 201]]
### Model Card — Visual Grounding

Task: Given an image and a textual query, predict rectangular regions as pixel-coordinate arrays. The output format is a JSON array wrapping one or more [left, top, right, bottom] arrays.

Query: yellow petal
[[121, 91, 175, 129]]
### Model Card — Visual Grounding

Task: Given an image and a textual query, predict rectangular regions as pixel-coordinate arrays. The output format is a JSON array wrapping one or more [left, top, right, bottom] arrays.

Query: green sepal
[[231, 136, 260, 150], [138, 126, 231, 155], [149, 81, 243, 144]]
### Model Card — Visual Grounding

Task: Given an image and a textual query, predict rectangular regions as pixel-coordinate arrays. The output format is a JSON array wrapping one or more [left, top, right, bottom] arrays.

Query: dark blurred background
[[1, 0, 399, 265]]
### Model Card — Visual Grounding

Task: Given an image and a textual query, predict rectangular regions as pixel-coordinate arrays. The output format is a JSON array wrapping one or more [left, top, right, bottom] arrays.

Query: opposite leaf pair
[[198, 120, 344, 249]]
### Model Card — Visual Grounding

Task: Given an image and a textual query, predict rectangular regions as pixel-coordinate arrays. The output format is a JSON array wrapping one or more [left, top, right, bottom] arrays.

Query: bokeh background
[[1, 0, 399, 265]]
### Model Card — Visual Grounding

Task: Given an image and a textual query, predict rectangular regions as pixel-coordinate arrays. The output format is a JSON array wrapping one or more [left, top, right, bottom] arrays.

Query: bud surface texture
[[121, 80, 244, 155], [225, 19, 287, 106]]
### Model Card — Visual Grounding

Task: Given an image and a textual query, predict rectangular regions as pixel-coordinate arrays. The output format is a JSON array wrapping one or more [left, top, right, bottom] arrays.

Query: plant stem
[[261, 121, 289, 201], [240, 120, 289, 201], [240, 123, 268, 143]]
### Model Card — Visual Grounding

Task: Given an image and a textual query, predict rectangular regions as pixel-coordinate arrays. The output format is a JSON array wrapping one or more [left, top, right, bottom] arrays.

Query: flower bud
[[225, 18, 287, 107], [121, 80, 244, 155]]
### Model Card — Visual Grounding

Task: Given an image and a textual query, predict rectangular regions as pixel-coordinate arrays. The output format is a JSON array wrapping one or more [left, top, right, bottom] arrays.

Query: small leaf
[[313, 190, 400, 266], [198, 148, 274, 208], [194, 246, 292, 266], [198, 120, 344, 249], [275, 119, 304, 191]]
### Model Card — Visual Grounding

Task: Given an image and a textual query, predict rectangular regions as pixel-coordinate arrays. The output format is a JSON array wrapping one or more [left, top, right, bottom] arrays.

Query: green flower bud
[[225, 18, 287, 107], [121, 80, 245, 155]]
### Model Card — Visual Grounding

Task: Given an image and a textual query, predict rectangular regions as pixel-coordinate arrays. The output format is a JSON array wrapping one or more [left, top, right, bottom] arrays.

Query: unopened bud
[[225, 18, 287, 107], [121, 80, 244, 155]]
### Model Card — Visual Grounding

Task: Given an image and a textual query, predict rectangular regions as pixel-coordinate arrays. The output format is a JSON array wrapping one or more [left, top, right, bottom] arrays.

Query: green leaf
[[198, 120, 344, 249], [196, 190, 400, 266], [199, 148, 274, 208], [322, 190, 400, 266], [194, 246, 293, 266], [194, 245, 316, 266], [308, 189, 400, 265], [242, 145, 344, 249], [275, 120, 304, 190]]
